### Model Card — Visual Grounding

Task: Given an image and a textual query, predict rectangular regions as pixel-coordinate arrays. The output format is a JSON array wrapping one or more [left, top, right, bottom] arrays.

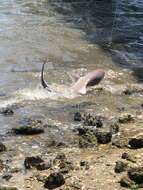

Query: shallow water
[[0, 0, 142, 133]]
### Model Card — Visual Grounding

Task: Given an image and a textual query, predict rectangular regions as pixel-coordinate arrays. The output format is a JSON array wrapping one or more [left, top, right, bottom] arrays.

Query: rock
[[12, 126, 44, 135], [78, 128, 98, 148], [96, 131, 112, 144], [53, 153, 73, 174], [121, 152, 136, 163], [35, 174, 47, 183], [36, 162, 51, 171], [110, 119, 119, 134], [83, 114, 103, 127], [129, 138, 143, 149], [120, 176, 136, 188], [74, 112, 82, 121], [44, 172, 65, 189], [0, 108, 14, 116], [0, 142, 6, 152], [0, 187, 18, 190], [112, 133, 128, 148], [24, 156, 44, 169], [80, 160, 89, 170], [119, 113, 134, 123], [128, 167, 143, 184], [2, 173, 13, 181], [114, 161, 128, 173]]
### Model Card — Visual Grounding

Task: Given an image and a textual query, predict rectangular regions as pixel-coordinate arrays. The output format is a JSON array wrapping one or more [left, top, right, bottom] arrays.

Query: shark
[[41, 61, 105, 95]]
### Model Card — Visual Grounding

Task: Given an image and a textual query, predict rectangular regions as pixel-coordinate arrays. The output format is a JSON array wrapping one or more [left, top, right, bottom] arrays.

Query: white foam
[[0, 85, 79, 108]]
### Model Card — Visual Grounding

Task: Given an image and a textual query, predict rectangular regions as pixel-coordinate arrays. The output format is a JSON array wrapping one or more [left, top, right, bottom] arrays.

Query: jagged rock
[[128, 167, 143, 184], [78, 128, 98, 148], [96, 131, 112, 144], [12, 126, 44, 135], [121, 152, 136, 163], [129, 138, 143, 149], [0, 108, 14, 116], [44, 172, 65, 189], [114, 161, 128, 173], [0, 142, 6, 152], [24, 156, 44, 169], [120, 176, 136, 188]]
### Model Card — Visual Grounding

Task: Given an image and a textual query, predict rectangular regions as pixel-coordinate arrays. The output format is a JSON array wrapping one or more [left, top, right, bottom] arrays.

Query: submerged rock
[[114, 161, 128, 173], [129, 138, 143, 149], [0, 108, 14, 116], [128, 167, 143, 185], [24, 156, 44, 169], [0, 142, 6, 152], [44, 172, 65, 189]]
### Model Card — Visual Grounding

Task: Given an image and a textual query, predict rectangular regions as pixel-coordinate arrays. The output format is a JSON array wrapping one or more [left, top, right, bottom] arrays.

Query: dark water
[[50, 0, 143, 81]]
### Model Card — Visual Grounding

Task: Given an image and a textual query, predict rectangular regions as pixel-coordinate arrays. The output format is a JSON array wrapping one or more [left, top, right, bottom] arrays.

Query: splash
[[0, 85, 79, 109]]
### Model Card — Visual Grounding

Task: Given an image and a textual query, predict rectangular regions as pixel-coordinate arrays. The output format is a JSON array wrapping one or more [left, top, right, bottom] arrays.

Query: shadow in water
[[49, 0, 143, 82]]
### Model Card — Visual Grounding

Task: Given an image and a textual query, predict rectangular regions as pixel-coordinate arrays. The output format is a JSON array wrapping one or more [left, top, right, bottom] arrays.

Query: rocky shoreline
[[0, 98, 143, 190]]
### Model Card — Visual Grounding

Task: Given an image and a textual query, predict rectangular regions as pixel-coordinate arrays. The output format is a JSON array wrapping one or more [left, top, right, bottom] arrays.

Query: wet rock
[[44, 172, 65, 189], [78, 128, 98, 148], [24, 156, 44, 169], [114, 161, 128, 173], [120, 175, 136, 188], [121, 152, 136, 163], [74, 112, 82, 121], [0, 142, 6, 152], [12, 125, 44, 135], [128, 167, 143, 184], [119, 113, 134, 123], [96, 131, 112, 144], [0, 108, 14, 116], [129, 138, 143, 149], [0, 187, 18, 190]]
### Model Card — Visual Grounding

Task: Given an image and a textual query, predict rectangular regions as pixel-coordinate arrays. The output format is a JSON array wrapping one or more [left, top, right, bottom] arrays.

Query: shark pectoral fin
[[78, 86, 87, 94]]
